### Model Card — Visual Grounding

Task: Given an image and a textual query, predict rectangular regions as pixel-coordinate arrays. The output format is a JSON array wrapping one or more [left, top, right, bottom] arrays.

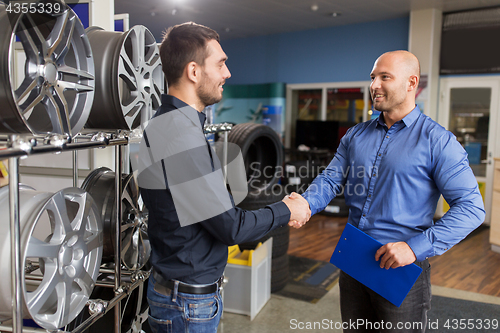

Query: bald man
[[302, 51, 484, 332]]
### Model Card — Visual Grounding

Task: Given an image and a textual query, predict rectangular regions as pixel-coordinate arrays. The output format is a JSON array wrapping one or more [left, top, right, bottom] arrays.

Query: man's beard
[[197, 77, 223, 107]]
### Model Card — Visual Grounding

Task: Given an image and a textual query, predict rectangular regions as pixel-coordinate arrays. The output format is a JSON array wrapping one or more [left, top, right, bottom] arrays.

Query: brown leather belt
[[153, 270, 222, 295]]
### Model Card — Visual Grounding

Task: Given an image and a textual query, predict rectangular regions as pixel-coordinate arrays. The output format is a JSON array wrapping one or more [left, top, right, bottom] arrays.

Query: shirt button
[[386, 136, 389, 139], [373, 173, 376, 176], [368, 195, 371, 198], [363, 214, 366, 217], [378, 153, 381, 157]]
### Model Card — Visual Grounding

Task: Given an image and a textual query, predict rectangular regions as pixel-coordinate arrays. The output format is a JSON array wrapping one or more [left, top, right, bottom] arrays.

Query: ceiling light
[[330, 12, 341, 17], [311, 4, 318, 11], [172, 8, 178, 15]]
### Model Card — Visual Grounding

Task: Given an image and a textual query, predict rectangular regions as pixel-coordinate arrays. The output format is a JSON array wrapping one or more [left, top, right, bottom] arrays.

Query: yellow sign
[[0, 160, 8, 188]]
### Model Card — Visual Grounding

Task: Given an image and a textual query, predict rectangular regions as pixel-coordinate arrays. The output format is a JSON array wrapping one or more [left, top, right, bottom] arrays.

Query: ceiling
[[114, 0, 500, 41]]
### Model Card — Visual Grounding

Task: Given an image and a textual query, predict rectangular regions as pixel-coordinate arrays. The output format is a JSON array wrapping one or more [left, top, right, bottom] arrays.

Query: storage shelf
[[0, 122, 233, 333]]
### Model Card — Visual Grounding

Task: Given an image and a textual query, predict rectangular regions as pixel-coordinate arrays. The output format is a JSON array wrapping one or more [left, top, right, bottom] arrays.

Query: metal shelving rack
[[0, 122, 232, 333], [0, 130, 146, 333]]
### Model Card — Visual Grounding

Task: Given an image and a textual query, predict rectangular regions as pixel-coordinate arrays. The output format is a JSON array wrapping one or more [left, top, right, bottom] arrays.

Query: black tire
[[271, 254, 289, 293], [225, 123, 283, 194]]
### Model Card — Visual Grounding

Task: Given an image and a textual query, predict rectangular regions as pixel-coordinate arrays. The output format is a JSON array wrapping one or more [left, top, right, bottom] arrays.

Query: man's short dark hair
[[160, 22, 220, 87]]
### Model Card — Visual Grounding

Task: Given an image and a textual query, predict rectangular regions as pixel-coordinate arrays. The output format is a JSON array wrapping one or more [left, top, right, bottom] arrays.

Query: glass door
[[285, 82, 370, 150], [296, 89, 322, 121], [439, 77, 500, 224], [288, 89, 322, 149], [326, 88, 365, 123], [448, 88, 490, 177]]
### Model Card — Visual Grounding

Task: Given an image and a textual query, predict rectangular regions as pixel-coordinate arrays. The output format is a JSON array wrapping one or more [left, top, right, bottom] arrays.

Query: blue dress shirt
[[302, 106, 485, 262]]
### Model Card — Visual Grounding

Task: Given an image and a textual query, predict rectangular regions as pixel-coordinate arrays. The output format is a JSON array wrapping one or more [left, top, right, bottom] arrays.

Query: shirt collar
[[160, 94, 206, 128], [402, 105, 421, 127], [199, 109, 206, 128], [376, 105, 421, 128]]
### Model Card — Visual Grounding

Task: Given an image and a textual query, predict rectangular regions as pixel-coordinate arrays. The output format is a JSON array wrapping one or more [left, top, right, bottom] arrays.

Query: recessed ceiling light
[[330, 12, 341, 17], [311, 4, 319, 11]]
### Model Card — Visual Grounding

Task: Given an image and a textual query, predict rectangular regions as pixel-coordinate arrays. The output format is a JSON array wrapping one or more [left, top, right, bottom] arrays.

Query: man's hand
[[282, 192, 311, 229], [375, 242, 416, 269]]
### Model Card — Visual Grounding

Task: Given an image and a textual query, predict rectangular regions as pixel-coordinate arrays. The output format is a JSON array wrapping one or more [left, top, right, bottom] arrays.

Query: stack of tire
[[282, 159, 322, 195], [320, 195, 349, 217], [224, 123, 290, 293], [283, 160, 349, 217]]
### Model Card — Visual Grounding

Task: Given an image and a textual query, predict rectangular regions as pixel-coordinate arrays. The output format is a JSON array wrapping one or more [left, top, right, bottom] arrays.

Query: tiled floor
[[219, 284, 342, 333], [218, 284, 500, 333]]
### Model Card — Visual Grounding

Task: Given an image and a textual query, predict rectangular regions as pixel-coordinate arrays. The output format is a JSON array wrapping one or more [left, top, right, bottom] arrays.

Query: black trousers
[[339, 260, 431, 333]]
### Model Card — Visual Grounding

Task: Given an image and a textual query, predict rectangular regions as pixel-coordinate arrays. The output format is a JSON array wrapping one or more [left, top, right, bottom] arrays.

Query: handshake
[[282, 192, 311, 229]]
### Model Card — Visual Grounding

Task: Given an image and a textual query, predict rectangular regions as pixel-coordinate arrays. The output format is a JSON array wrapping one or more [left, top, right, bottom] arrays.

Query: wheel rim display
[[67, 274, 150, 333], [85, 25, 163, 130], [0, 2, 95, 136], [82, 167, 150, 270], [0, 186, 103, 330]]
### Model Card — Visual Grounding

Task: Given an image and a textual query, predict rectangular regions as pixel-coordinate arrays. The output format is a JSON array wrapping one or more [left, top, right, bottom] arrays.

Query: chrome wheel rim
[[0, 3, 95, 136], [0, 186, 103, 330], [82, 167, 150, 270], [86, 25, 163, 129], [66, 273, 150, 333]]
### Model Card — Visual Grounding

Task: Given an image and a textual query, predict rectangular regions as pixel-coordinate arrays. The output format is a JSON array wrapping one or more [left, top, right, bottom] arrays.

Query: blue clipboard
[[330, 223, 423, 307]]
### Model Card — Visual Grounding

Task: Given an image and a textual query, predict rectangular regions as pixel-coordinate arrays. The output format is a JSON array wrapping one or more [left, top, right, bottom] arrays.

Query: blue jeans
[[339, 260, 431, 333], [146, 275, 223, 333]]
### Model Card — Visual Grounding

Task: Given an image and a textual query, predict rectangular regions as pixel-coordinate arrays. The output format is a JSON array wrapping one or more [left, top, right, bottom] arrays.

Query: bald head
[[377, 50, 420, 80], [370, 50, 421, 120]]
